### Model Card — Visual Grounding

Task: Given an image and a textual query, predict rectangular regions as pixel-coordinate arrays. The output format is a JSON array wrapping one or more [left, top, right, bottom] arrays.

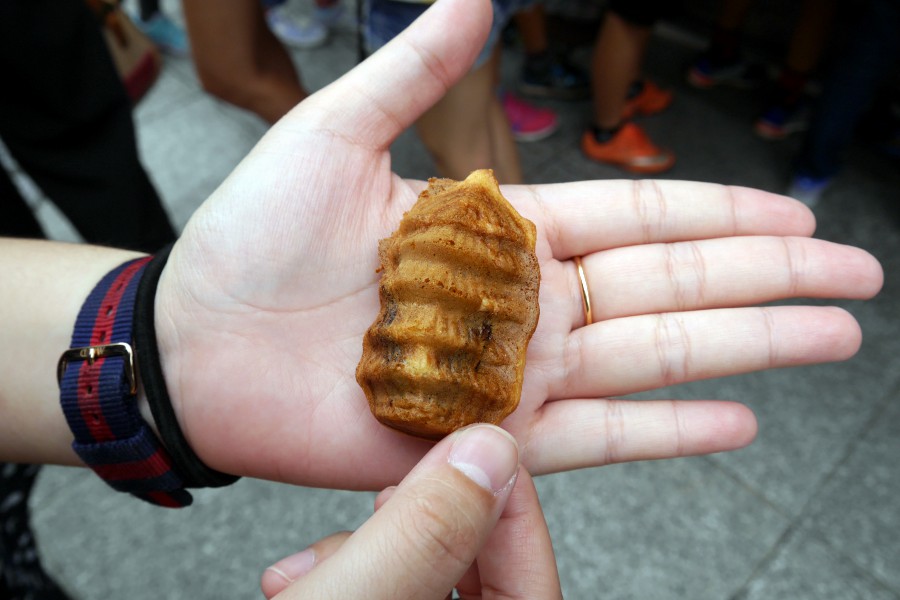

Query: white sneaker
[[265, 5, 327, 49], [313, 2, 345, 28]]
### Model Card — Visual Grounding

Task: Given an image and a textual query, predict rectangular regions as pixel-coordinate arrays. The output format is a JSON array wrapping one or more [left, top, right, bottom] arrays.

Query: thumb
[[284, 0, 493, 149], [275, 424, 519, 600]]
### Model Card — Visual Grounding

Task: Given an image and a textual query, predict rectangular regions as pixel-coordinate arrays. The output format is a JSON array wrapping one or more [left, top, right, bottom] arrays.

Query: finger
[[290, 0, 493, 149], [511, 181, 816, 258], [261, 531, 352, 599], [276, 424, 519, 600], [374, 486, 397, 511], [567, 237, 883, 328], [457, 468, 563, 600], [556, 306, 862, 399], [454, 561, 481, 599], [522, 399, 757, 476]]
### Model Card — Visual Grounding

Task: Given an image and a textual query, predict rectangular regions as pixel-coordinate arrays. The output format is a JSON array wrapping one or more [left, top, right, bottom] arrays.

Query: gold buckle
[[57, 342, 137, 395]]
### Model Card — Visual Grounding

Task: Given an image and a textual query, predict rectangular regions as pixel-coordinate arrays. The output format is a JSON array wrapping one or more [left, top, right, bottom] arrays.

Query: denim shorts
[[365, 0, 537, 70]]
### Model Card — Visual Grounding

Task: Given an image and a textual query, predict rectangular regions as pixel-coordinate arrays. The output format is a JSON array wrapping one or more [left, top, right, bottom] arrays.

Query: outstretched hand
[[155, 0, 883, 490]]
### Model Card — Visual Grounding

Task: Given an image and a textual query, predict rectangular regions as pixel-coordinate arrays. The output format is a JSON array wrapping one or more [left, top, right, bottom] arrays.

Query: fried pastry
[[356, 169, 540, 439]]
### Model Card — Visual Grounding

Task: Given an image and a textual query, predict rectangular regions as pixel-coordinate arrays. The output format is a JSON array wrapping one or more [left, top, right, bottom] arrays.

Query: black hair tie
[[134, 242, 240, 489]]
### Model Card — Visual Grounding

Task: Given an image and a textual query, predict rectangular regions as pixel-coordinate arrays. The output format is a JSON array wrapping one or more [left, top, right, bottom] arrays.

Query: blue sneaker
[[755, 102, 809, 140], [135, 13, 190, 57], [687, 54, 764, 89], [519, 56, 589, 101], [787, 173, 832, 207]]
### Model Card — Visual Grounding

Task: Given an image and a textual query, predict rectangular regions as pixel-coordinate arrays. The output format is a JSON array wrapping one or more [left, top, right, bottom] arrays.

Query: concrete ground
[[16, 1, 900, 598]]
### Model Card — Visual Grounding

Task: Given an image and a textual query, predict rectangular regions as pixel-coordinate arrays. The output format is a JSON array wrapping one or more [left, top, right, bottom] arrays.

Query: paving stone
[[739, 529, 898, 600], [31, 468, 373, 600], [536, 458, 787, 600], [801, 396, 900, 593], [705, 353, 895, 516]]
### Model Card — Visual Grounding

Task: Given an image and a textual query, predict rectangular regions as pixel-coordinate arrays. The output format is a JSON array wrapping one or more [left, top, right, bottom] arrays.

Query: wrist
[[56, 244, 238, 507], [136, 244, 239, 489]]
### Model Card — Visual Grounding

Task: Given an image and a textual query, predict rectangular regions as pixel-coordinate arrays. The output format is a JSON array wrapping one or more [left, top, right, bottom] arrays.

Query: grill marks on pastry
[[356, 170, 540, 440], [397, 225, 529, 281]]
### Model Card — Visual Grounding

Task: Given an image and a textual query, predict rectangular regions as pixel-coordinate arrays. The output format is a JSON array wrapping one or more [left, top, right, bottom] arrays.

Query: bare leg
[[717, 0, 756, 31], [488, 48, 523, 184], [761, 0, 837, 118], [183, 0, 307, 124], [415, 48, 522, 183], [514, 3, 548, 55], [706, 0, 756, 61], [591, 11, 652, 128], [583, 11, 673, 173]]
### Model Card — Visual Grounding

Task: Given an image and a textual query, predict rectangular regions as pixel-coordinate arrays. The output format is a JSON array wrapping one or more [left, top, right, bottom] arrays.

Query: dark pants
[[0, 0, 176, 253], [796, 0, 900, 179]]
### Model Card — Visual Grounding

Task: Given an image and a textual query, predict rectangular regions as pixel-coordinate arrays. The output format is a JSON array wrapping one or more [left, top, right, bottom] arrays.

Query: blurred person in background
[[182, 0, 309, 124], [788, 0, 900, 206], [687, 0, 838, 140], [580, 0, 678, 173]]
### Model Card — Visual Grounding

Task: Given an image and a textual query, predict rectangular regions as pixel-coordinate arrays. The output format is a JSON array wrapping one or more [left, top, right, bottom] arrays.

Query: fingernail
[[448, 425, 519, 494], [265, 548, 316, 583]]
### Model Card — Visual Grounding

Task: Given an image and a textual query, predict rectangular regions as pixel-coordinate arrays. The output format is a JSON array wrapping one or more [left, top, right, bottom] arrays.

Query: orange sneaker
[[622, 80, 674, 120], [581, 122, 675, 174]]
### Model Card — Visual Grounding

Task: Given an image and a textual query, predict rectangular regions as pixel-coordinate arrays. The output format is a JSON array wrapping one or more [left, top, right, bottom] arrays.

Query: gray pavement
[[21, 2, 900, 598]]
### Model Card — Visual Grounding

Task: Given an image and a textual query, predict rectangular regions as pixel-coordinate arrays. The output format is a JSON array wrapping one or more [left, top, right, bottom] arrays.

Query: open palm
[[154, 0, 882, 491]]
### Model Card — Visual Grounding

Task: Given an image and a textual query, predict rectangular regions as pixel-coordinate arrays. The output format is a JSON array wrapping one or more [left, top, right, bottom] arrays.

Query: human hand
[[154, 0, 884, 489], [259, 424, 561, 600]]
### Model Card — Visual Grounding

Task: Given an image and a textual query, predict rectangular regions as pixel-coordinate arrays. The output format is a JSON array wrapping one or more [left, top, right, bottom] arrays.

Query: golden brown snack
[[356, 169, 540, 439]]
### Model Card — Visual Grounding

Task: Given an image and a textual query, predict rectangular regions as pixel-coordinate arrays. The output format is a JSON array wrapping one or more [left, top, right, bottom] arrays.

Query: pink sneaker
[[501, 92, 559, 142]]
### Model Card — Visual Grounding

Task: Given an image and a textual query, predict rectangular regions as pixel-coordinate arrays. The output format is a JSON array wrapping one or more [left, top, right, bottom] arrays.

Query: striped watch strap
[[58, 256, 192, 508]]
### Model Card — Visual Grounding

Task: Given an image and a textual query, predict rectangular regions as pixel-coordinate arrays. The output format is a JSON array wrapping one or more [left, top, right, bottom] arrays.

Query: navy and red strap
[[58, 256, 193, 508]]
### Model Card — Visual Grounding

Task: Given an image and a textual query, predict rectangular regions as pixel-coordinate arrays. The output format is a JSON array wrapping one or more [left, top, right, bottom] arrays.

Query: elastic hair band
[[134, 242, 240, 489]]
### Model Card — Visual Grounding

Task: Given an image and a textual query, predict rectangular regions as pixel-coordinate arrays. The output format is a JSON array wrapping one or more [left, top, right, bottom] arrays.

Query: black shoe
[[519, 54, 590, 100]]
